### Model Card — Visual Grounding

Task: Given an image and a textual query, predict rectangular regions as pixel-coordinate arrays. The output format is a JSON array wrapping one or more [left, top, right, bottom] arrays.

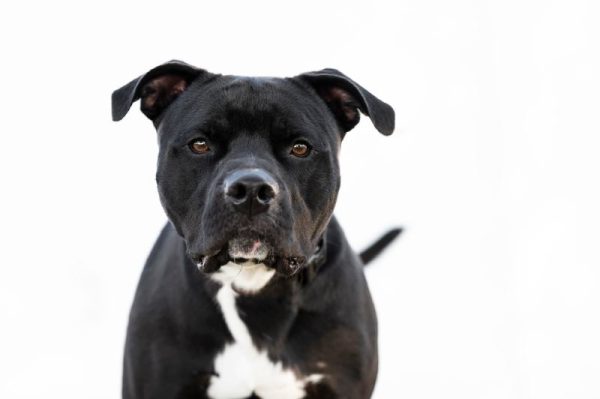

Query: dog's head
[[112, 60, 394, 276]]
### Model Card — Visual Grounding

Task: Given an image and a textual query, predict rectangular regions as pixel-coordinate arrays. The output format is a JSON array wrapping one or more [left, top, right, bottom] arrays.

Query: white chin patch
[[210, 261, 275, 294], [228, 238, 269, 262]]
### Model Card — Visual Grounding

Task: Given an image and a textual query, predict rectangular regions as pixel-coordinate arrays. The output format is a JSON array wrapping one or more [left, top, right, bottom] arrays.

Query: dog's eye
[[189, 139, 210, 154], [290, 141, 311, 158]]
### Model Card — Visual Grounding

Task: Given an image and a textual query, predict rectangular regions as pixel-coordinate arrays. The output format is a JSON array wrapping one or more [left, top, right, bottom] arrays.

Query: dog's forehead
[[204, 76, 297, 123], [199, 75, 318, 120], [160, 74, 337, 140]]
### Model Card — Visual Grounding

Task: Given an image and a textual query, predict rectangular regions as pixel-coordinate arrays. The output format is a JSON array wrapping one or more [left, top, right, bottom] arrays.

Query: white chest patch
[[207, 263, 322, 399]]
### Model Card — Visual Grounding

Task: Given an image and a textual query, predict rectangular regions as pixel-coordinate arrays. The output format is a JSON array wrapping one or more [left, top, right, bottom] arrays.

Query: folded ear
[[111, 60, 207, 122], [297, 68, 395, 135]]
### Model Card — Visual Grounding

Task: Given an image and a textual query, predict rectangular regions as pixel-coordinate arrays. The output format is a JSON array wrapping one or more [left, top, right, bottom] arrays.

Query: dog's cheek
[[295, 152, 340, 236], [157, 180, 187, 236], [284, 184, 329, 252], [155, 153, 202, 236]]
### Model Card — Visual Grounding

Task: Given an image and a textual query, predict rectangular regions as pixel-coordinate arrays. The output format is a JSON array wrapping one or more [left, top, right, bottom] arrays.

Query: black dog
[[112, 61, 399, 399]]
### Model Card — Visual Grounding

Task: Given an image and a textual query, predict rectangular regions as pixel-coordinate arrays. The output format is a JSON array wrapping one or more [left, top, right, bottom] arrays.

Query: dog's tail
[[359, 228, 403, 265]]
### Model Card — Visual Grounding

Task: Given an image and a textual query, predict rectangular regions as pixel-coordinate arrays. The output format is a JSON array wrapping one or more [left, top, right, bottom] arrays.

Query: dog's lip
[[192, 232, 309, 276], [227, 237, 270, 263], [192, 234, 273, 271]]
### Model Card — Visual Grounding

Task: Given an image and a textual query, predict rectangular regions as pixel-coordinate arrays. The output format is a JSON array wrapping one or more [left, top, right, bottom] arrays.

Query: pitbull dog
[[112, 61, 399, 399]]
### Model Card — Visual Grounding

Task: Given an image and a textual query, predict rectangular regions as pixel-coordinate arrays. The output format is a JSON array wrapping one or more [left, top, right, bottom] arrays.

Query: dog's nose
[[224, 169, 279, 216]]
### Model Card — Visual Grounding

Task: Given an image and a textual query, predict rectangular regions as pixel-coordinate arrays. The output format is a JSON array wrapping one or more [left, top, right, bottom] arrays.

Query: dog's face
[[156, 76, 343, 273], [112, 61, 394, 275]]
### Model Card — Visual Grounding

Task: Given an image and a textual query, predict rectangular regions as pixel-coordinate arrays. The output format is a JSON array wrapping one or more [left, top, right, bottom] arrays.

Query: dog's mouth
[[227, 236, 270, 263], [192, 233, 307, 276]]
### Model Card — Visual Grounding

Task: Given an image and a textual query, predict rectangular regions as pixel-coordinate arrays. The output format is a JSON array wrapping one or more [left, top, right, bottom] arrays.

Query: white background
[[1, 0, 599, 398]]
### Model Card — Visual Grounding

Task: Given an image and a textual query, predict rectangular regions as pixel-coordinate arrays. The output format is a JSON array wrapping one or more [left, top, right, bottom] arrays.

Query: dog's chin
[[227, 236, 270, 264], [191, 234, 270, 271], [192, 235, 308, 277]]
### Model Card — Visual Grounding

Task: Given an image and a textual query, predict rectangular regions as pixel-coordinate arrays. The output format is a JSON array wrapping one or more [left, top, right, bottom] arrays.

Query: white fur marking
[[207, 276, 323, 399], [210, 261, 275, 293]]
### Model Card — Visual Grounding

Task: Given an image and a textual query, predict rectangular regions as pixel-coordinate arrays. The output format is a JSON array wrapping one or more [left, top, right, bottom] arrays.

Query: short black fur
[[113, 60, 398, 399]]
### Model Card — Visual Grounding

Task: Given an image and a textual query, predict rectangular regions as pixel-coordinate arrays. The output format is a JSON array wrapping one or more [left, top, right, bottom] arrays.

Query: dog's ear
[[112, 60, 208, 122], [297, 69, 395, 136]]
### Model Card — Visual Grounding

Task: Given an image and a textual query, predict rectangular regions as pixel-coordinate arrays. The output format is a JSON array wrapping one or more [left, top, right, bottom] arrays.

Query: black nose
[[224, 169, 279, 216]]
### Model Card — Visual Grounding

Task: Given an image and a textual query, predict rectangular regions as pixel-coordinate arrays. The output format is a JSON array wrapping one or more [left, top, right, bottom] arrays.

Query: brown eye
[[189, 139, 210, 154], [290, 141, 311, 158]]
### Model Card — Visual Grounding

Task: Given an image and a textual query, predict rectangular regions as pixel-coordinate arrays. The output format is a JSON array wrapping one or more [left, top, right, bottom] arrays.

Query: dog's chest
[[207, 263, 321, 399]]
